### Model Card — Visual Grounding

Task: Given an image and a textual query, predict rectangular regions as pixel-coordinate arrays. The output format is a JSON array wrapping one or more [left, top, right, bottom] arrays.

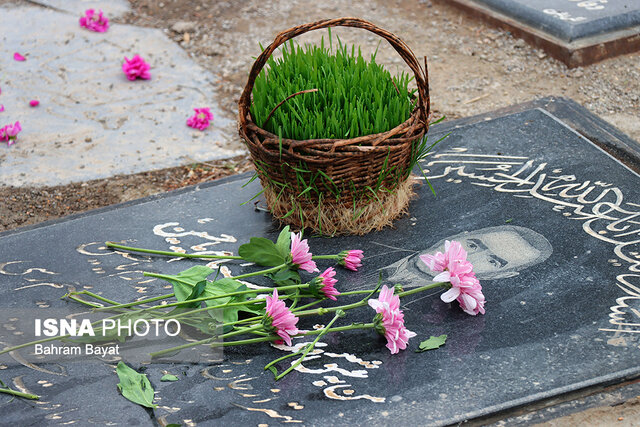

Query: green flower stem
[[138, 283, 310, 315], [337, 290, 375, 296], [0, 335, 70, 356], [106, 242, 243, 260], [210, 323, 376, 348], [149, 337, 218, 358], [63, 290, 122, 306], [221, 315, 262, 328], [295, 282, 448, 318], [264, 350, 303, 371], [295, 299, 368, 317], [220, 325, 263, 340], [149, 325, 263, 358], [396, 282, 449, 298], [0, 387, 39, 400], [289, 289, 301, 310], [274, 312, 342, 380], [89, 264, 290, 312], [91, 292, 176, 312], [64, 294, 104, 309], [231, 264, 288, 280], [311, 255, 340, 260], [291, 299, 326, 312]]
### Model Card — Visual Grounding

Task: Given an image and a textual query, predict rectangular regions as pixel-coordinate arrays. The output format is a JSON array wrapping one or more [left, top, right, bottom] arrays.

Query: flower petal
[[440, 287, 460, 303]]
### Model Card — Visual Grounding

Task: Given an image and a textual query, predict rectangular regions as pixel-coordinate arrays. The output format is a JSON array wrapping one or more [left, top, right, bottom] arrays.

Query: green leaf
[[267, 268, 300, 287], [202, 279, 263, 325], [238, 237, 285, 266], [116, 361, 157, 409], [160, 374, 179, 382], [275, 226, 291, 260], [163, 266, 215, 301], [181, 280, 208, 308], [416, 334, 447, 352]]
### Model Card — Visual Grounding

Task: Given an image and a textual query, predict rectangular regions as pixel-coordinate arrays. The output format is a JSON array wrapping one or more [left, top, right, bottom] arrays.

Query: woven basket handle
[[238, 17, 430, 130]]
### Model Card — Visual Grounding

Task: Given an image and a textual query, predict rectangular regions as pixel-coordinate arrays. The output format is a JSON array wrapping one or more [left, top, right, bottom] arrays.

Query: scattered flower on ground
[[290, 231, 318, 273], [368, 285, 416, 354], [1, 121, 22, 146], [122, 55, 151, 81], [316, 267, 340, 301], [340, 249, 364, 271], [29, 100, 39, 107], [13, 52, 26, 61], [420, 240, 486, 316], [264, 289, 299, 346], [79, 9, 109, 32], [186, 107, 213, 130], [0, 105, 4, 113]]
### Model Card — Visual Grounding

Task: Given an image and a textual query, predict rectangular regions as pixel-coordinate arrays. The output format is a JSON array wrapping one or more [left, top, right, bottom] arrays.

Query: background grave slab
[[1, 98, 640, 425], [0, 5, 242, 187], [438, 0, 640, 67]]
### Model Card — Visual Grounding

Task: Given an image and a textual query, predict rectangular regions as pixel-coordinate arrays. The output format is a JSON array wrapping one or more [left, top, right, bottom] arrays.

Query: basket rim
[[238, 17, 431, 149], [241, 105, 429, 149]]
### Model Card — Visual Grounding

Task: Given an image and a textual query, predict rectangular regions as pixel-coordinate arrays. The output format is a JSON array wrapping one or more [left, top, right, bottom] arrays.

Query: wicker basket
[[238, 17, 431, 235]]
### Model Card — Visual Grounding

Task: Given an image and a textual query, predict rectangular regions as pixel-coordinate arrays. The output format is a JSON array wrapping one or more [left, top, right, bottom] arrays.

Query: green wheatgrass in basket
[[250, 33, 418, 140]]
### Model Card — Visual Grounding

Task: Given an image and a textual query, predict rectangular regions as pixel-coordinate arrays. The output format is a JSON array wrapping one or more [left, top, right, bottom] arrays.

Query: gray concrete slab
[[2, 98, 640, 425], [29, 0, 131, 19], [0, 5, 243, 187]]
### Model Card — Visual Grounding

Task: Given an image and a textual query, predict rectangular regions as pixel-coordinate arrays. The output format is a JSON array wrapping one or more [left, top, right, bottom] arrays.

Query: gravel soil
[[1, 0, 640, 422]]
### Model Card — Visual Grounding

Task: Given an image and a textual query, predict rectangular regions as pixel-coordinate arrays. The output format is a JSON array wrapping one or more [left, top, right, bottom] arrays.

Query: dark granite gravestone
[[1, 97, 640, 426], [437, 0, 640, 67]]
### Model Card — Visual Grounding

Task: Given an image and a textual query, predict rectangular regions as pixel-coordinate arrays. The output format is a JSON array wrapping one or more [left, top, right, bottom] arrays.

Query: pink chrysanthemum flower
[[290, 232, 318, 273], [29, 100, 39, 107], [0, 105, 4, 113], [264, 289, 299, 346], [13, 52, 26, 61], [420, 240, 486, 316], [186, 107, 213, 131], [1, 121, 22, 146], [79, 9, 109, 33], [316, 267, 340, 301], [340, 249, 363, 271], [368, 285, 416, 354], [122, 55, 151, 81]]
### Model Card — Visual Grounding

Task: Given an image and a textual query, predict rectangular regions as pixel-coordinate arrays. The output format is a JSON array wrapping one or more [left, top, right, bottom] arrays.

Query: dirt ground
[[2, 1, 640, 423]]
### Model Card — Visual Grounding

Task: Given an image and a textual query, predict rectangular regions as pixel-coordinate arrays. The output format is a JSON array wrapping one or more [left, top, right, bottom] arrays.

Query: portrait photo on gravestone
[[1, 0, 640, 425]]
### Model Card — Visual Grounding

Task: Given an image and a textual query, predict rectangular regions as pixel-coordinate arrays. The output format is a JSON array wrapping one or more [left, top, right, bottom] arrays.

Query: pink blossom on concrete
[[341, 249, 364, 271], [122, 55, 151, 81], [368, 284, 400, 313], [0, 105, 4, 113], [420, 240, 486, 316], [1, 121, 22, 146], [79, 9, 109, 32], [186, 107, 213, 131], [440, 273, 486, 316], [264, 289, 299, 346], [317, 267, 340, 301], [29, 100, 39, 107], [290, 232, 318, 273], [13, 52, 26, 61], [368, 285, 416, 354]]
